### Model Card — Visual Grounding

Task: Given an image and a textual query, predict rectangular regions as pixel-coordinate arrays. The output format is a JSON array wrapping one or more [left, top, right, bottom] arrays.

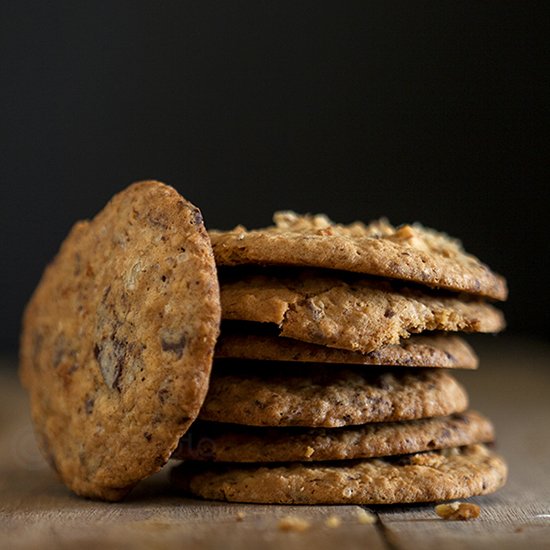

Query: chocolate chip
[[160, 330, 187, 359], [158, 388, 170, 404], [144, 432, 152, 442], [85, 397, 94, 415], [94, 337, 126, 391], [192, 208, 203, 226], [384, 308, 395, 319]]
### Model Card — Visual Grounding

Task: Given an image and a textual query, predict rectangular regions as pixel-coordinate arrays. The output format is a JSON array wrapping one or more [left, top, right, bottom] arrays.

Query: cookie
[[171, 443, 507, 504], [210, 212, 508, 300], [215, 332, 478, 369], [220, 270, 504, 353], [19, 181, 221, 500], [173, 410, 494, 462], [199, 367, 468, 427]]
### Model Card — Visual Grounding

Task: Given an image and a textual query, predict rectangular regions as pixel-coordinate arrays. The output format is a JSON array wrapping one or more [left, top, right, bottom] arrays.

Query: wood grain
[[1, 337, 549, 549], [377, 338, 550, 550]]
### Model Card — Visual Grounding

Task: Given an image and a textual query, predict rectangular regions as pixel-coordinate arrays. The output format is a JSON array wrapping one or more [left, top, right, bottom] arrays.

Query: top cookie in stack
[[172, 212, 508, 505]]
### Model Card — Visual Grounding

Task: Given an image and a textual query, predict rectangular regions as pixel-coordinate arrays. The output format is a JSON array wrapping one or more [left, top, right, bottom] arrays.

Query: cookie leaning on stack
[[20, 182, 221, 500], [170, 212, 508, 504]]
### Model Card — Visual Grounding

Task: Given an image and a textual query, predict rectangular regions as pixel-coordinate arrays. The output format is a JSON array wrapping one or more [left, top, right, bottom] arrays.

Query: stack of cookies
[[20, 182, 508, 505], [171, 212, 508, 504]]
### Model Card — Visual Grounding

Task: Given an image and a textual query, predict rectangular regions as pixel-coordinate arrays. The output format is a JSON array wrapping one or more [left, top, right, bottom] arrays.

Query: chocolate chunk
[[94, 337, 126, 391], [85, 398, 94, 415], [193, 208, 203, 226], [160, 330, 187, 359]]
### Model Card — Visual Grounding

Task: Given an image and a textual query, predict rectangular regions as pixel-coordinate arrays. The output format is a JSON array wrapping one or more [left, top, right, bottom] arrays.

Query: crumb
[[236, 511, 245, 522], [304, 446, 315, 458], [325, 516, 341, 528], [435, 502, 480, 521], [278, 516, 311, 532], [356, 509, 377, 525]]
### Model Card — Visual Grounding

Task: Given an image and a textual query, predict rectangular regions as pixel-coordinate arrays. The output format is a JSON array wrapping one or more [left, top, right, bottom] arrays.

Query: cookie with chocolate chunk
[[171, 443, 507, 504], [199, 367, 468, 427], [20, 181, 221, 500], [173, 410, 494, 462], [210, 212, 508, 300], [215, 332, 479, 369]]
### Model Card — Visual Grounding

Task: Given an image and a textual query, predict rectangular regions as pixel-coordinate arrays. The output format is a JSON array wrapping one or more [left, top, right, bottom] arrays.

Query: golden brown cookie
[[173, 411, 494, 462], [20, 181, 221, 500], [220, 271, 504, 353], [199, 367, 468, 427], [210, 212, 508, 300], [215, 332, 478, 369], [171, 443, 507, 504]]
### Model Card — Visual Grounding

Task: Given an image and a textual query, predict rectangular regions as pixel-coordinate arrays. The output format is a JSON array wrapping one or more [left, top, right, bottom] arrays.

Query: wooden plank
[[0, 469, 386, 550], [2, 338, 549, 549], [376, 338, 550, 549]]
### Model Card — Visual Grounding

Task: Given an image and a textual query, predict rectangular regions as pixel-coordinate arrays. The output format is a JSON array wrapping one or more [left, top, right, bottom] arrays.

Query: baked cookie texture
[[199, 367, 468, 427], [20, 181, 221, 500], [171, 443, 507, 504], [173, 411, 494, 462], [220, 271, 504, 353], [215, 332, 479, 369], [210, 212, 508, 300]]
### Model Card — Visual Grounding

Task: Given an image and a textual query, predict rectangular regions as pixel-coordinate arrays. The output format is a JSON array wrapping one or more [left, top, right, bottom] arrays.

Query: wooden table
[[1, 338, 549, 549]]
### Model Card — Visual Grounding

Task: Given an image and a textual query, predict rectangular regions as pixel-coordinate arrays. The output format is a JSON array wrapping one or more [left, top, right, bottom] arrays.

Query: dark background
[[1, 1, 548, 353]]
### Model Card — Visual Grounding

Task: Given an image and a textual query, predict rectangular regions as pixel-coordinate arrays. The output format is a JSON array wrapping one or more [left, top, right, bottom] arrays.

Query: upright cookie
[[173, 411, 494, 462], [199, 367, 468, 427], [20, 181, 221, 500], [220, 271, 504, 353], [210, 212, 508, 300], [215, 332, 479, 369], [171, 444, 507, 504]]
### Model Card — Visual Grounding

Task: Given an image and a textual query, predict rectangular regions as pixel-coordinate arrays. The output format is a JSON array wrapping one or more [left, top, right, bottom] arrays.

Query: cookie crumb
[[236, 511, 245, 522], [278, 516, 311, 532], [435, 502, 480, 521], [356, 509, 377, 524], [325, 516, 341, 528], [304, 446, 315, 458]]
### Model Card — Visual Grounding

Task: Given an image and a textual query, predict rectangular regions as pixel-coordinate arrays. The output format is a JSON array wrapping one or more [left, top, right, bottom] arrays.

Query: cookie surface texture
[[215, 333, 478, 369], [220, 271, 504, 353], [199, 367, 468, 427], [173, 411, 494, 462], [210, 212, 507, 300], [171, 444, 507, 504], [20, 181, 221, 500]]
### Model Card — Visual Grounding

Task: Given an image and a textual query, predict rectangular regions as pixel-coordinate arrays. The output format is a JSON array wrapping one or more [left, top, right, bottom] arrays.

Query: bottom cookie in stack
[[170, 359, 507, 504]]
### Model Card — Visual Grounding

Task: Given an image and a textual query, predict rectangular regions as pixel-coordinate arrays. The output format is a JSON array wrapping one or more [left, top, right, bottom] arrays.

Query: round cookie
[[220, 270, 505, 353], [20, 181, 221, 500], [199, 367, 468, 427], [173, 411, 494, 462], [210, 211, 508, 300], [171, 443, 507, 504], [215, 333, 479, 369]]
